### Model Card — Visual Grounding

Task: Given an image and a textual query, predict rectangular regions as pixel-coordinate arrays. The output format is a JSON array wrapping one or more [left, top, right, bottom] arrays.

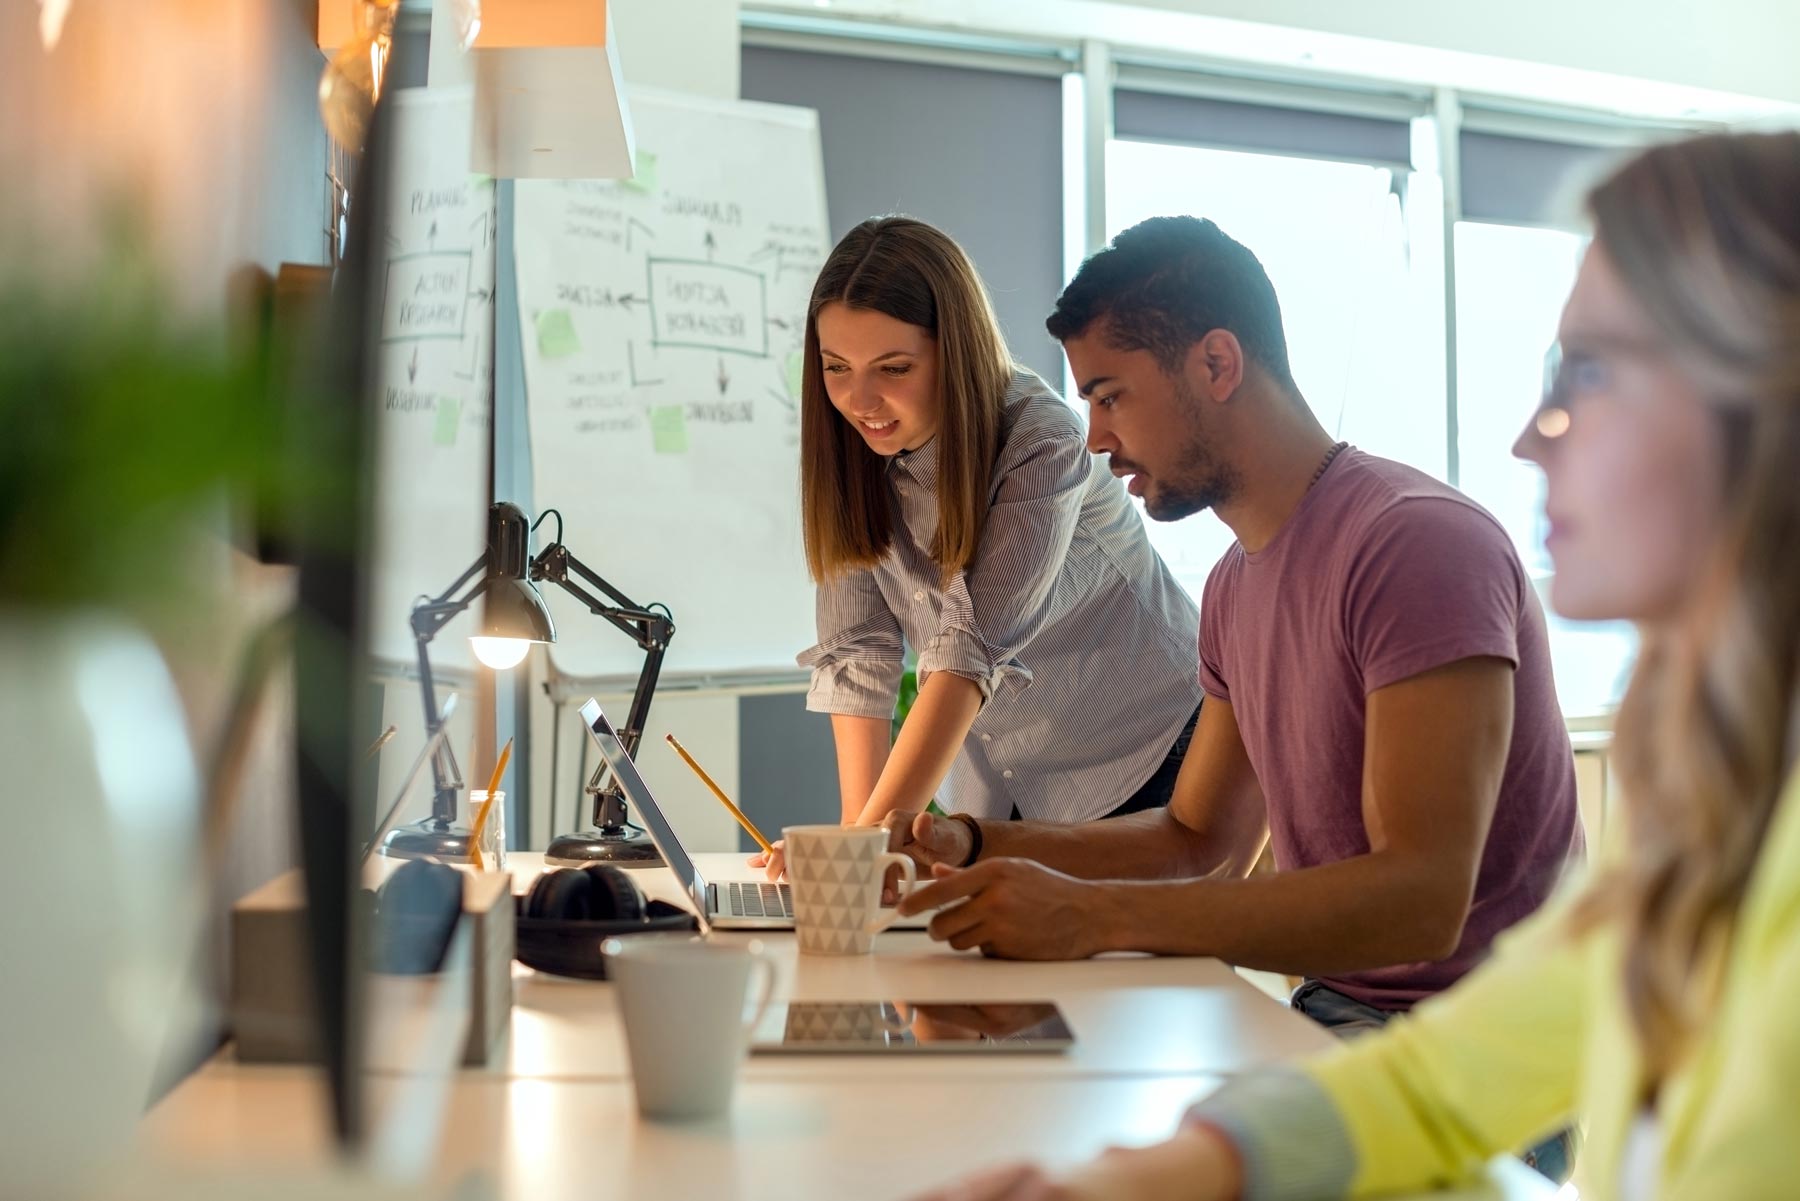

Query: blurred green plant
[[0, 219, 336, 624], [891, 649, 950, 817], [891, 648, 918, 743]]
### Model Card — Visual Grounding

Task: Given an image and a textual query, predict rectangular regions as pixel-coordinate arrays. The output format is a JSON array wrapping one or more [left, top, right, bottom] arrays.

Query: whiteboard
[[514, 89, 828, 681], [366, 87, 495, 671]]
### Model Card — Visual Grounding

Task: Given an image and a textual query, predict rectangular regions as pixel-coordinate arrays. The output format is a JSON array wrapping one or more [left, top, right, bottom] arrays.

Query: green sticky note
[[535, 309, 580, 359], [785, 349, 804, 398], [621, 149, 658, 194], [433, 395, 462, 446], [468, 171, 492, 187], [649, 404, 687, 453]]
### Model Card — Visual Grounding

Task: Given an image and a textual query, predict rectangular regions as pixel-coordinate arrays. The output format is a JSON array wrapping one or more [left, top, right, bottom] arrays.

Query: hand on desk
[[909, 1125, 1238, 1201], [897, 859, 1111, 960], [747, 810, 971, 896], [881, 810, 973, 871], [748, 839, 787, 882]]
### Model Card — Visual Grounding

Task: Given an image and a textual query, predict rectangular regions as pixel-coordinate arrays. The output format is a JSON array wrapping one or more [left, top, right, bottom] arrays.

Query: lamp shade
[[469, 502, 553, 669], [480, 576, 556, 644], [471, 579, 553, 669], [467, 2, 633, 180]]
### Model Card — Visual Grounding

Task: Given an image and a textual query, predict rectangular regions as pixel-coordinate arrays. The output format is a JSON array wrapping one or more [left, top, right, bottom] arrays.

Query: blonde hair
[[1575, 131, 1800, 1083], [799, 217, 1013, 583]]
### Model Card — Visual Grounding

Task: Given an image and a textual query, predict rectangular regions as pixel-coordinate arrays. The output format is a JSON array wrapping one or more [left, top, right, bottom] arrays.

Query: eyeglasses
[[1534, 342, 1573, 440]]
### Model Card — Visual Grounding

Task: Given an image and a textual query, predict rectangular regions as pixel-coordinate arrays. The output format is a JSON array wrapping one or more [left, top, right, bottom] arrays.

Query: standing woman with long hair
[[916, 130, 1800, 1201], [765, 216, 1203, 863]]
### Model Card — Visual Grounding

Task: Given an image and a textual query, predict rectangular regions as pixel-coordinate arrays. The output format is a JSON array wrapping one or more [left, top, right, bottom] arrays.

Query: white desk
[[140, 854, 1554, 1201]]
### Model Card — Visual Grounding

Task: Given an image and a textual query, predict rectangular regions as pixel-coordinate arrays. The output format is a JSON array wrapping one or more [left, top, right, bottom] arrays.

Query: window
[[1454, 128, 1638, 717], [1101, 104, 1640, 716], [1453, 221, 1582, 576], [1103, 137, 1440, 597], [1455, 220, 1637, 716]]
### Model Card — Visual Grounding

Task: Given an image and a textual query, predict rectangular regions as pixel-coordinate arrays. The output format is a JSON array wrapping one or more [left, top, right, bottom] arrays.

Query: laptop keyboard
[[725, 880, 793, 919]]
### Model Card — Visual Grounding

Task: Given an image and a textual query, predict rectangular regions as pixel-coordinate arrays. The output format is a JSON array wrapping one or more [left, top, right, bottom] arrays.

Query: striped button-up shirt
[[799, 369, 1204, 823]]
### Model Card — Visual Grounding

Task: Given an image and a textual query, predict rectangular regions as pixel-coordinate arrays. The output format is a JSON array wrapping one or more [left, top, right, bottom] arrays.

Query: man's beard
[[1136, 376, 1240, 522]]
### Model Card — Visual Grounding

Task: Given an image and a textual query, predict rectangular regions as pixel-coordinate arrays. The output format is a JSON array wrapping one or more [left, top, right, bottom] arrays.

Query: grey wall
[[736, 691, 842, 850], [741, 46, 1067, 384]]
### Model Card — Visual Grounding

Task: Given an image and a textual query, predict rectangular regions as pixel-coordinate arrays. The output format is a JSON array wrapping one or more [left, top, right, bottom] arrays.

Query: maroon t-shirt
[[1199, 448, 1582, 1009]]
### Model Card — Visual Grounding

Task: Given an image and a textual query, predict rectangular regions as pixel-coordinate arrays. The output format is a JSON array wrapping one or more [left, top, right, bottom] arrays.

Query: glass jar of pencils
[[469, 789, 506, 871]]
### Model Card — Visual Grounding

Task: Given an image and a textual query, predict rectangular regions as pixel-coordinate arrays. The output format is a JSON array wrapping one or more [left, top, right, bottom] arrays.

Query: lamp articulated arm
[[408, 551, 490, 824], [530, 541, 675, 833]]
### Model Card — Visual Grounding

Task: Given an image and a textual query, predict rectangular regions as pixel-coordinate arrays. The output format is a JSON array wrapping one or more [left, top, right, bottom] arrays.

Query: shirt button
[[980, 733, 991, 743], [1002, 769, 1013, 779], [913, 590, 925, 602]]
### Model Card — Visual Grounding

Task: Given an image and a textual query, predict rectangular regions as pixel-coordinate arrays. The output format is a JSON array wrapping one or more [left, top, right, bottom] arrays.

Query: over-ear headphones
[[524, 863, 647, 923], [515, 865, 696, 979]]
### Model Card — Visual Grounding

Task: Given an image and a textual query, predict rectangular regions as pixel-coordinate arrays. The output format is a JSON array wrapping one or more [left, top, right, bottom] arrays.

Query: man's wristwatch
[[947, 811, 984, 867]]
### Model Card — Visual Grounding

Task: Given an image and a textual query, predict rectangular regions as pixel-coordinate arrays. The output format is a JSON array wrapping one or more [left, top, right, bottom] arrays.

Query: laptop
[[361, 692, 460, 864], [578, 698, 930, 931]]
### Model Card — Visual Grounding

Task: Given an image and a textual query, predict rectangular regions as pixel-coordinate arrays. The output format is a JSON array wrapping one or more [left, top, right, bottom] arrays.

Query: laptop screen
[[362, 693, 459, 863], [577, 699, 708, 917]]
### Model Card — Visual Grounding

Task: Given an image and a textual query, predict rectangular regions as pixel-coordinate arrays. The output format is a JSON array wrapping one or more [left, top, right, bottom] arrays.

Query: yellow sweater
[[1192, 768, 1800, 1199]]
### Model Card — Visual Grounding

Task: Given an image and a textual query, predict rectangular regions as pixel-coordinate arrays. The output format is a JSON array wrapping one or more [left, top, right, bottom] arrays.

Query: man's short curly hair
[[1046, 215, 1296, 389]]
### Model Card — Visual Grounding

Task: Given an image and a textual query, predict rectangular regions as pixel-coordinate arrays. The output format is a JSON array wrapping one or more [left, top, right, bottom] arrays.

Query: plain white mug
[[783, 825, 919, 955], [601, 935, 776, 1120]]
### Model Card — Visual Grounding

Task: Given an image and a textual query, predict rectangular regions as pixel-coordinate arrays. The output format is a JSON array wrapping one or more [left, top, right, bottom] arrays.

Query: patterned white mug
[[782, 1000, 914, 1044], [783, 825, 919, 955]]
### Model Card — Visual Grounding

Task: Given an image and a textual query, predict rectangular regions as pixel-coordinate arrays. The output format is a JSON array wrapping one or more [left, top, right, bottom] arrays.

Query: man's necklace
[[1311, 441, 1349, 489]]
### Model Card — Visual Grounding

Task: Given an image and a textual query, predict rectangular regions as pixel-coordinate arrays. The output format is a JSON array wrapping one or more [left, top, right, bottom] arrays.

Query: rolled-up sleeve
[[1186, 893, 1590, 1199], [798, 567, 904, 719], [916, 431, 1086, 701]]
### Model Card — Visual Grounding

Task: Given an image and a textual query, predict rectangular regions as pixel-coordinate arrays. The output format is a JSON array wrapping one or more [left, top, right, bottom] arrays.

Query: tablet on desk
[[751, 1000, 1075, 1055]]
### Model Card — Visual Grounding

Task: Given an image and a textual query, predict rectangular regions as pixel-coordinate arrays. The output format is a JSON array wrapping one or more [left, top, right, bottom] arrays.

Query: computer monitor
[[288, 64, 402, 1152]]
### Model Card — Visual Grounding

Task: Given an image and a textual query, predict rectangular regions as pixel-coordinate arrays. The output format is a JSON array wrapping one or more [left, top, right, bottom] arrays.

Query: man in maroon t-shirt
[[894, 216, 1583, 1019]]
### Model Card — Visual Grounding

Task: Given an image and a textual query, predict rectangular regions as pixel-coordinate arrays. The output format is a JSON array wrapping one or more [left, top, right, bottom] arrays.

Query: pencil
[[364, 724, 398, 760], [664, 733, 774, 855], [467, 738, 513, 868]]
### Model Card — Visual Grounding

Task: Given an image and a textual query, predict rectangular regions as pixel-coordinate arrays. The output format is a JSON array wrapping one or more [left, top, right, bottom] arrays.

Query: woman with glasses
[[916, 130, 1800, 1201]]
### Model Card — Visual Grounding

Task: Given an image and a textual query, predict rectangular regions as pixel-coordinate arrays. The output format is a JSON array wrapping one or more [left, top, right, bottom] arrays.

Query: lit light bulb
[[471, 637, 532, 670]]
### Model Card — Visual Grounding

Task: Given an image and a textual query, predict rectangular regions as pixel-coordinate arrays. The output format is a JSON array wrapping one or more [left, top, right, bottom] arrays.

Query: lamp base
[[379, 818, 476, 861], [544, 823, 664, 868]]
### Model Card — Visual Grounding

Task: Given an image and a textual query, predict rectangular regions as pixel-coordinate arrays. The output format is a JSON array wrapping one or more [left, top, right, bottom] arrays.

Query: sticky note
[[785, 349, 804, 398], [535, 309, 580, 359], [621, 149, 658, 194], [434, 394, 462, 446], [649, 404, 687, 454]]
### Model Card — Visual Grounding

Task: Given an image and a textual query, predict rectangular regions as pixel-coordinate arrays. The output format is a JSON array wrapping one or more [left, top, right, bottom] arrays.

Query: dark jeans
[[1006, 702, 1202, 822], [1106, 701, 1202, 817], [1291, 980, 1578, 1186]]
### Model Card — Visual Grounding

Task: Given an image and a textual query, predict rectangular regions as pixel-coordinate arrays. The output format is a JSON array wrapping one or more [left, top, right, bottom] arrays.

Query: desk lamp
[[383, 502, 673, 865], [379, 500, 554, 860]]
